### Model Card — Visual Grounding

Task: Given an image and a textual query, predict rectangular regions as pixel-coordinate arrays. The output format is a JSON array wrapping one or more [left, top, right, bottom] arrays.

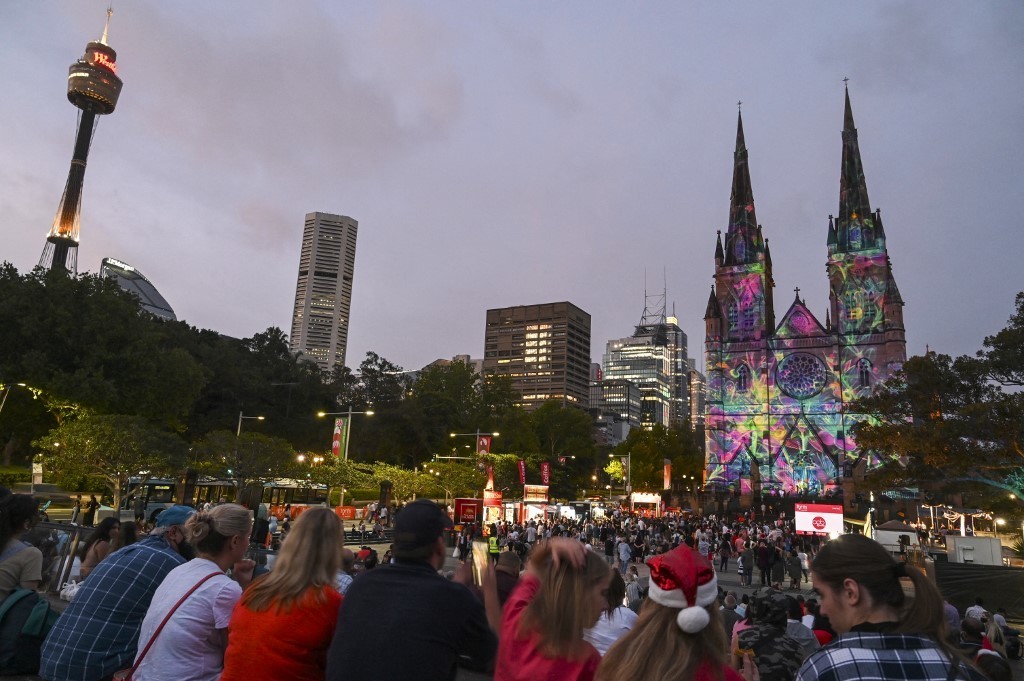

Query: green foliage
[[288, 454, 374, 500], [423, 461, 486, 501], [854, 292, 1024, 506], [193, 430, 294, 492], [608, 423, 705, 492], [33, 414, 186, 508], [530, 401, 595, 460], [370, 462, 434, 503]]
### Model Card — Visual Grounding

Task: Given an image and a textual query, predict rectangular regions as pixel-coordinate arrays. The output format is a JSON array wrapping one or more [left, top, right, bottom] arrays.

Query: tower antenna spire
[[100, 5, 113, 45]]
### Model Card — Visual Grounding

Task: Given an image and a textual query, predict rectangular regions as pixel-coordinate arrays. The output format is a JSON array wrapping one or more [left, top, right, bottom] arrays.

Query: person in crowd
[[334, 548, 355, 595], [982, 619, 1006, 658], [495, 550, 522, 607], [958, 617, 985, 657], [327, 499, 500, 681], [221, 508, 343, 681], [495, 537, 609, 681], [624, 565, 643, 613], [40, 505, 197, 681], [718, 537, 733, 572], [130, 504, 255, 681], [78, 517, 120, 579], [812, 612, 837, 646], [786, 595, 821, 658], [82, 495, 98, 528], [720, 593, 743, 642], [787, 549, 803, 590], [741, 544, 755, 588], [584, 571, 637, 656], [733, 590, 805, 681], [113, 521, 139, 552], [798, 545, 810, 583], [796, 534, 987, 681], [974, 650, 1012, 681], [964, 597, 987, 622], [597, 545, 744, 681], [70, 497, 81, 524], [616, 536, 631, 576], [0, 494, 43, 601], [756, 541, 773, 587], [770, 544, 786, 590]]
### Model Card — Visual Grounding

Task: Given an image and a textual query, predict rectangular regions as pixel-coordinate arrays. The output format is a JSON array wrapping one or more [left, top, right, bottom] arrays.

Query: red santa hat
[[646, 546, 718, 633]]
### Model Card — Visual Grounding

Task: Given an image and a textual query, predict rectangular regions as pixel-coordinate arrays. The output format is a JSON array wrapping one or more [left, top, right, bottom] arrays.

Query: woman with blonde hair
[[597, 545, 744, 681], [130, 504, 255, 681], [495, 538, 611, 681], [221, 507, 344, 681]]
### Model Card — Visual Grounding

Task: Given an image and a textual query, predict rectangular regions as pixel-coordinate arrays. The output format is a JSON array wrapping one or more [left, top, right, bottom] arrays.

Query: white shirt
[[584, 606, 638, 655], [526, 526, 537, 542], [134, 558, 241, 681], [965, 605, 988, 621]]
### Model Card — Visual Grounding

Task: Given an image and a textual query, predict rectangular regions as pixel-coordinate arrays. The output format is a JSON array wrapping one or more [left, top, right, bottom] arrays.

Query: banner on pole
[[485, 465, 495, 491], [518, 459, 526, 484], [332, 417, 349, 458], [477, 436, 492, 454], [663, 459, 671, 491], [540, 462, 551, 485]]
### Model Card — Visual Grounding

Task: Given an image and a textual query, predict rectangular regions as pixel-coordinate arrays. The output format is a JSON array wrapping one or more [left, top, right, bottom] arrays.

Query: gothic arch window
[[844, 291, 862, 321], [743, 305, 756, 330], [737, 365, 750, 393], [735, 240, 745, 262], [727, 301, 738, 328], [858, 359, 872, 388], [850, 224, 862, 249]]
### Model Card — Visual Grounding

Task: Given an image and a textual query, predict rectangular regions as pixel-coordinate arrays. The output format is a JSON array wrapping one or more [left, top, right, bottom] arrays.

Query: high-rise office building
[[483, 302, 591, 411], [100, 257, 176, 321], [602, 291, 691, 429], [289, 212, 359, 372]]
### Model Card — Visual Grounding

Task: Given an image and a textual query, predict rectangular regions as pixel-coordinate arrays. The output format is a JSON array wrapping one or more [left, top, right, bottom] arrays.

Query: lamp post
[[236, 411, 264, 437], [446, 431, 500, 460], [318, 408, 374, 505]]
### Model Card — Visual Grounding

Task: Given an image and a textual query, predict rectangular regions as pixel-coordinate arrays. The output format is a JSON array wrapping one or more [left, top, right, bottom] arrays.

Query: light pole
[[236, 411, 264, 437], [318, 408, 374, 505], [446, 431, 500, 460]]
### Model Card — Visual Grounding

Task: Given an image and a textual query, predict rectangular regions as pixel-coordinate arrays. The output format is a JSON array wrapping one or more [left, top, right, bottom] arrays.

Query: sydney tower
[[38, 10, 123, 275]]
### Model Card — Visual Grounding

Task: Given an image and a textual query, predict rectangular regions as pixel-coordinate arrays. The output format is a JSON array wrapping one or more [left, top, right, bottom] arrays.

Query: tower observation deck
[[38, 9, 123, 275]]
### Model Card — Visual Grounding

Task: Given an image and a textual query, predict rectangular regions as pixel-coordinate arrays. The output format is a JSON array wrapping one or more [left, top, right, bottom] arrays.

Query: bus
[[121, 476, 237, 522], [261, 479, 329, 520]]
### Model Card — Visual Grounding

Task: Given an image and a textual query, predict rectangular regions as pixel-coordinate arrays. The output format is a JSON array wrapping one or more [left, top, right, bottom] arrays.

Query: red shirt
[[695, 660, 745, 681], [221, 585, 342, 681], [495, 575, 600, 681]]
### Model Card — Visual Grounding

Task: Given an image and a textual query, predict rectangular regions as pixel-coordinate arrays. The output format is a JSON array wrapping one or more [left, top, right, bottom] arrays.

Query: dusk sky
[[3, 3, 1022, 374]]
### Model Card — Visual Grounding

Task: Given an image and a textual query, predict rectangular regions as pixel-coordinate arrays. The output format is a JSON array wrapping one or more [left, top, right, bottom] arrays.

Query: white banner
[[794, 503, 844, 536]]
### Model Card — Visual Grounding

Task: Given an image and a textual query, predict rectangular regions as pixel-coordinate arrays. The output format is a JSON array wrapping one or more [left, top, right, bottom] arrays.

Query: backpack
[[0, 587, 59, 675]]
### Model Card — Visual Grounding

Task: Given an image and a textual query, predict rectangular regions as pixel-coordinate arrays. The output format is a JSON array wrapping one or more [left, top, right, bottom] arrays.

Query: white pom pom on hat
[[646, 545, 718, 634]]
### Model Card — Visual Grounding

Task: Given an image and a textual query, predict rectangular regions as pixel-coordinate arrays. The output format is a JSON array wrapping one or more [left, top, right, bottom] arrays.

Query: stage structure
[[39, 9, 123, 275]]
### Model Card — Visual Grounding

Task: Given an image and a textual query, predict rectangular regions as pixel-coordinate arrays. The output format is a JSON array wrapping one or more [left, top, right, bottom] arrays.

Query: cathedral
[[703, 88, 907, 504]]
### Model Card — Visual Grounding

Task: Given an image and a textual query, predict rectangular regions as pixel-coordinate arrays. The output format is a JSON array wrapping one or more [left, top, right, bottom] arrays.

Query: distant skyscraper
[[289, 212, 359, 372], [39, 10, 123, 276], [602, 290, 691, 429], [483, 302, 591, 411], [100, 257, 176, 321]]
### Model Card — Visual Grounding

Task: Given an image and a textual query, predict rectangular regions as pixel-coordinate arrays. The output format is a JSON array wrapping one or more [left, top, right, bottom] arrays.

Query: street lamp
[[445, 431, 500, 460], [236, 412, 265, 437], [318, 407, 374, 505]]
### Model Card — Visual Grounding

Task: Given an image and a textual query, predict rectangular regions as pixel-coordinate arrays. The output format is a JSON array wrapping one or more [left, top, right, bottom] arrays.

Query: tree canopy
[[853, 292, 1024, 510]]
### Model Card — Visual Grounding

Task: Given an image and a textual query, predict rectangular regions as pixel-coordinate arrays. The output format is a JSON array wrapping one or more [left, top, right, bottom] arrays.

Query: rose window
[[776, 353, 828, 400]]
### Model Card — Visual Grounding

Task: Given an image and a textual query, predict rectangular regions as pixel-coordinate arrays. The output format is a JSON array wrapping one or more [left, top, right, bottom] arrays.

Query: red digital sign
[[92, 51, 117, 74]]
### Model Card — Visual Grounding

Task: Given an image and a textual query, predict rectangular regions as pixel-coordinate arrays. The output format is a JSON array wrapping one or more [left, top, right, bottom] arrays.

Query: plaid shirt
[[796, 631, 988, 681], [40, 535, 185, 681]]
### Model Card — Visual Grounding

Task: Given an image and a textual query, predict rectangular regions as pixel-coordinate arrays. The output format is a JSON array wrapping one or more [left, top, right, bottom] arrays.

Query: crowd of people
[[0, 491, 1016, 681]]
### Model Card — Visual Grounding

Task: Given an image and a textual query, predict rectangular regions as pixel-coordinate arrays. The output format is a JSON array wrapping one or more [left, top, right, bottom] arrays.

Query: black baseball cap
[[393, 500, 454, 558]]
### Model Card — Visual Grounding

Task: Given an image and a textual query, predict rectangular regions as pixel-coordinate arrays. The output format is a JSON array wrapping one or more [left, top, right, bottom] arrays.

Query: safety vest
[[488, 535, 500, 554]]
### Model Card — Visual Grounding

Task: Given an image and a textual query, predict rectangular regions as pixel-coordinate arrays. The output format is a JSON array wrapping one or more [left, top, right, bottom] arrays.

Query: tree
[[358, 352, 411, 408], [193, 430, 294, 498], [854, 292, 1024, 506], [529, 402, 595, 461], [33, 414, 186, 508], [605, 423, 705, 493], [370, 462, 433, 504], [425, 461, 486, 505], [289, 454, 374, 505]]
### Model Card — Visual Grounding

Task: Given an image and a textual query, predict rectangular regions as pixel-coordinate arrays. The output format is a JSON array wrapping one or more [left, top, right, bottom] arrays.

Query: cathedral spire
[[704, 287, 721, 319], [723, 110, 763, 266], [835, 84, 881, 252]]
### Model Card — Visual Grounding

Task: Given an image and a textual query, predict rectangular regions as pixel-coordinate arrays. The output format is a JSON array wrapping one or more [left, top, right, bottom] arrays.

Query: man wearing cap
[[733, 590, 804, 681], [327, 499, 500, 681], [40, 505, 197, 681]]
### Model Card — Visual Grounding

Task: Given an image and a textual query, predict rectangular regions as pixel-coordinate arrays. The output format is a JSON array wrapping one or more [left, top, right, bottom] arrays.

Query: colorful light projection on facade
[[704, 91, 906, 499]]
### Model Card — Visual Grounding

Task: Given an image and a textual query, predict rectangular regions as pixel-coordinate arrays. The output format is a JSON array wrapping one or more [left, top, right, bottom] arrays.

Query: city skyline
[[2, 3, 1021, 373]]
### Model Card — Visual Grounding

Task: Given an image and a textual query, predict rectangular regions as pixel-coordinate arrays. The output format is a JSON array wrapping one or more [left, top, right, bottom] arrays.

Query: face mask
[[177, 540, 196, 560]]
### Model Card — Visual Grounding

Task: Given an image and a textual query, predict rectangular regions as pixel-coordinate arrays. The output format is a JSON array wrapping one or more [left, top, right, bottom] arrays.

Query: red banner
[[517, 460, 526, 484], [485, 465, 495, 491], [541, 462, 550, 485], [664, 459, 672, 490], [454, 498, 482, 524], [477, 436, 492, 454], [483, 489, 503, 507], [332, 418, 346, 458]]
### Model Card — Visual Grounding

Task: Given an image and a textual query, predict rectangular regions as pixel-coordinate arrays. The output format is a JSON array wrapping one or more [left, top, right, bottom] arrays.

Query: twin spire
[[719, 85, 882, 264]]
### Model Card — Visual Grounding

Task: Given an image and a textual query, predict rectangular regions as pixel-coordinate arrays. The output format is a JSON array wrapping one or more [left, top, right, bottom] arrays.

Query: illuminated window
[[727, 302, 738, 328], [737, 365, 750, 392], [858, 359, 872, 388], [743, 305, 755, 330]]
